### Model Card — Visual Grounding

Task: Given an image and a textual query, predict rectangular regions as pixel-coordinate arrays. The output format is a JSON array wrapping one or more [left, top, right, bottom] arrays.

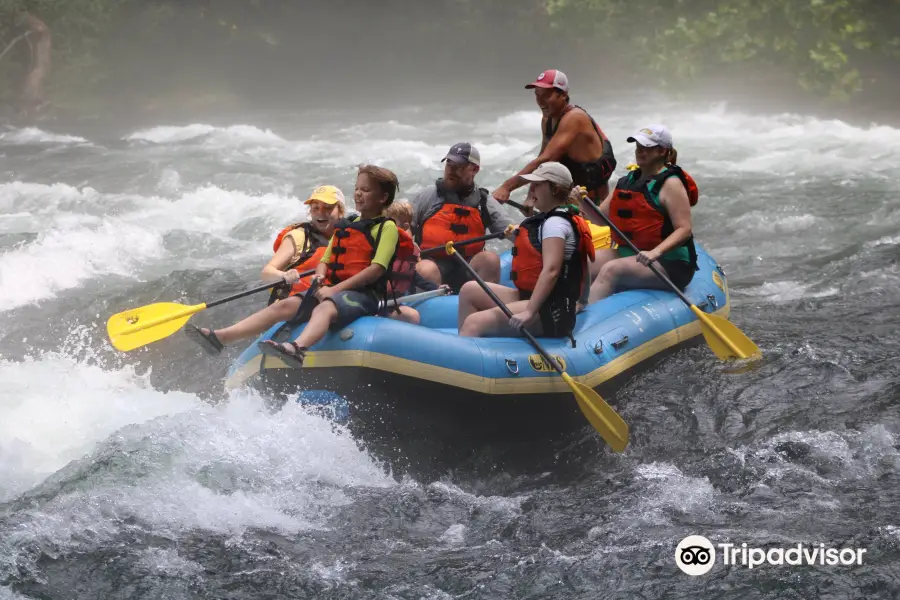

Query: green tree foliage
[[545, 0, 900, 100]]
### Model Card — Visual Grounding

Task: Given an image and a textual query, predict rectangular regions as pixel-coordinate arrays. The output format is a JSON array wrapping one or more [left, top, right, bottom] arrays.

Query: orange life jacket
[[418, 182, 491, 260], [511, 206, 595, 292], [542, 104, 617, 193], [608, 165, 698, 267], [325, 215, 417, 296], [268, 222, 329, 304], [509, 206, 595, 340]]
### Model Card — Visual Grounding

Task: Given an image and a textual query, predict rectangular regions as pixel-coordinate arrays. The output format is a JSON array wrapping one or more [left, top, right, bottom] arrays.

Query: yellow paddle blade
[[690, 306, 762, 361], [562, 373, 629, 453], [107, 302, 207, 352]]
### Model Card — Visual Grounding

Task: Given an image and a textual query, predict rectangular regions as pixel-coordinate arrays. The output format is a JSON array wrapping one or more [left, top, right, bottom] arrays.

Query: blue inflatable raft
[[225, 242, 731, 436]]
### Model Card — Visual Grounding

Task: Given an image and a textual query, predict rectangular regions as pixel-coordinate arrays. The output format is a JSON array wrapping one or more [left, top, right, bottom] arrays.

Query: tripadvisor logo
[[674, 535, 868, 575], [675, 535, 716, 576]]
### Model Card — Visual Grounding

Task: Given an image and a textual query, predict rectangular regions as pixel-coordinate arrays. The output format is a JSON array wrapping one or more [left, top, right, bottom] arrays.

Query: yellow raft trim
[[224, 301, 730, 396]]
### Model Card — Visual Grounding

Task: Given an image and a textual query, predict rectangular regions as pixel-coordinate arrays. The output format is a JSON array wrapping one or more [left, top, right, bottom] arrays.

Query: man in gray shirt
[[412, 142, 516, 292]]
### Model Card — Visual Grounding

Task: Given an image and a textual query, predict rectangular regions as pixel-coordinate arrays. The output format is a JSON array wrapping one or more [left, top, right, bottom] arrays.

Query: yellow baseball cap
[[304, 185, 344, 205]]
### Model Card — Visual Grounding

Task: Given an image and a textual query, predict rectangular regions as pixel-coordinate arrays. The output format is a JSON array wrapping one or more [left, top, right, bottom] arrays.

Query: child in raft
[[183, 184, 346, 356], [257, 165, 423, 367]]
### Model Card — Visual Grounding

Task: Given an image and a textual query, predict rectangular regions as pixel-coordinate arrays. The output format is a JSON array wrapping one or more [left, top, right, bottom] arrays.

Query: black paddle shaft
[[448, 249, 565, 375], [580, 195, 695, 308], [505, 199, 532, 213], [205, 268, 316, 309], [420, 230, 506, 257]]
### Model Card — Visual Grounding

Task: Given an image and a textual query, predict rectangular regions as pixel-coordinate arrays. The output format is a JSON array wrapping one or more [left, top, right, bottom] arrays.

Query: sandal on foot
[[184, 324, 224, 356], [257, 340, 307, 368]]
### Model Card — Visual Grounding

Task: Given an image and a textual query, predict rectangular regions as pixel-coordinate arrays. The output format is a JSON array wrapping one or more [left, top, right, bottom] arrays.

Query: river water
[[1, 95, 899, 599]]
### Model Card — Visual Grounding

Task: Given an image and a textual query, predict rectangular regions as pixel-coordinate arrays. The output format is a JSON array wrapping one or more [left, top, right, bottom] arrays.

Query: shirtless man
[[492, 69, 617, 220]]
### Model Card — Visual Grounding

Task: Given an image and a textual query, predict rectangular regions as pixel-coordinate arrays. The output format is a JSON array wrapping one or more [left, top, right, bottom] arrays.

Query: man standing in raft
[[491, 69, 617, 215]]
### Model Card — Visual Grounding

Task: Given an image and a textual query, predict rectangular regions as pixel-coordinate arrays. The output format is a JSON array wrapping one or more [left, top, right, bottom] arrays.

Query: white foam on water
[[0, 181, 101, 218], [0, 182, 315, 311], [135, 548, 204, 578], [0, 354, 198, 503], [0, 218, 166, 311], [125, 123, 285, 146], [734, 280, 840, 302], [0, 127, 88, 145], [0, 351, 395, 581]]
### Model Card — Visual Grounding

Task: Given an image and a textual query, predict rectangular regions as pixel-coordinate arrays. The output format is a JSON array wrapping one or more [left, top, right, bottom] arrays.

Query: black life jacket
[[542, 104, 617, 193]]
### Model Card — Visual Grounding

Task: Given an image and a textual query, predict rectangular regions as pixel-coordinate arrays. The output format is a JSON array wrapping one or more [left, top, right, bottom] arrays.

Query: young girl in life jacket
[[183, 185, 346, 356], [457, 161, 594, 339], [383, 199, 448, 325], [582, 124, 697, 305], [257, 165, 414, 367]]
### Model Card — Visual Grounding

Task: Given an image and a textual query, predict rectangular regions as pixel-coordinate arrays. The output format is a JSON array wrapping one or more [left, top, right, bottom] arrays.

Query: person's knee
[[471, 251, 500, 269], [273, 297, 300, 319], [471, 251, 501, 281], [598, 259, 627, 282], [317, 299, 339, 321], [400, 306, 420, 325], [416, 259, 442, 285], [459, 315, 480, 337], [458, 279, 482, 301]]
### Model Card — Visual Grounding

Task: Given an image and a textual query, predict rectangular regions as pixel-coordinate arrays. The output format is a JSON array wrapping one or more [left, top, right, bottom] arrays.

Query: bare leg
[[588, 255, 677, 303], [577, 248, 618, 311], [387, 305, 420, 325], [459, 300, 544, 338], [470, 251, 501, 284], [416, 259, 442, 286], [588, 248, 618, 283], [457, 279, 521, 329], [294, 300, 339, 348], [257, 298, 338, 363], [208, 295, 303, 345]]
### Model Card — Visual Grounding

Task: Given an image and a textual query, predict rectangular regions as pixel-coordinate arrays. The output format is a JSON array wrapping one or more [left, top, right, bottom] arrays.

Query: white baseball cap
[[519, 162, 573, 187], [627, 125, 673, 148]]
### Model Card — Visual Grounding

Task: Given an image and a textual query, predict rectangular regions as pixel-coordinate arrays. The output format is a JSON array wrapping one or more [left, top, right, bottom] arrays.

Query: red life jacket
[[325, 215, 417, 295], [418, 182, 491, 260], [269, 222, 329, 303], [608, 165, 699, 268], [387, 240, 420, 296]]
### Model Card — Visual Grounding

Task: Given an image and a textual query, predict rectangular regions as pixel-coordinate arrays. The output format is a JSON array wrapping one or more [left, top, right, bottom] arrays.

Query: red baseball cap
[[525, 69, 569, 93]]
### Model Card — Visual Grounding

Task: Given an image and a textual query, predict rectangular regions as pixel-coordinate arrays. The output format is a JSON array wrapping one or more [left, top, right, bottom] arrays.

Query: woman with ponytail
[[578, 124, 700, 306]]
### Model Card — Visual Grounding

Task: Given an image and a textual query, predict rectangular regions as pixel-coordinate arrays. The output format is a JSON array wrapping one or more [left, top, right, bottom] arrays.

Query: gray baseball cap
[[442, 142, 481, 166]]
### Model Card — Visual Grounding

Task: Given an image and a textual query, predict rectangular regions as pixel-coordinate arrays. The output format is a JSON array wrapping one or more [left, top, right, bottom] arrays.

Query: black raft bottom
[[242, 342, 688, 480]]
